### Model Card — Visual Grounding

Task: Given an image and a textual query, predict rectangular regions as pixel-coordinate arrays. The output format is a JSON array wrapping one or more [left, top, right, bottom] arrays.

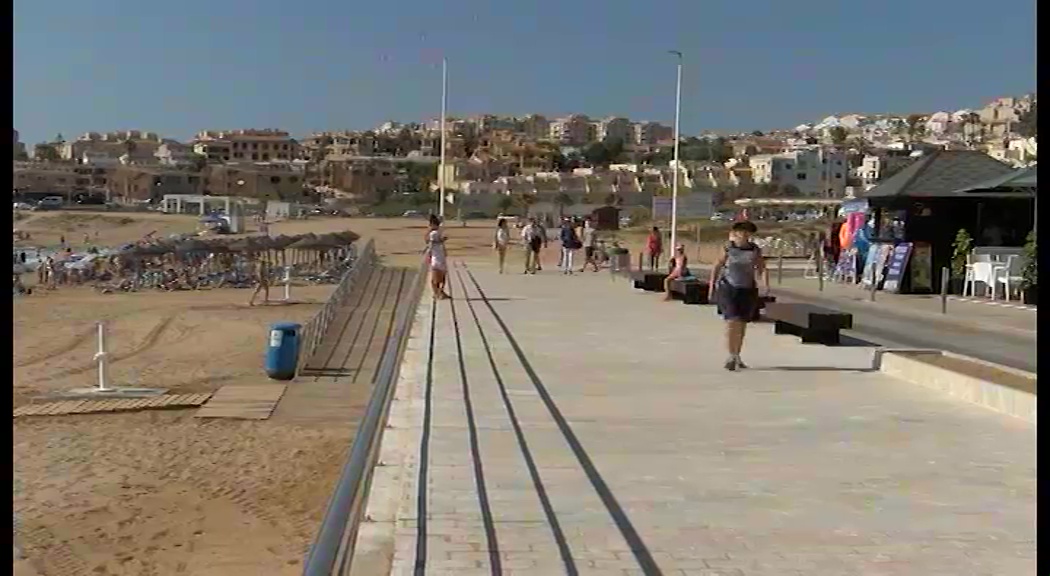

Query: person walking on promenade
[[521, 218, 542, 274], [534, 218, 548, 271], [646, 226, 663, 270], [248, 256, 271, 306], [580, 218, 600, 272], [662, 244, 689, 300], [709, 221, 768, 371], [425, 214, 451, 299], [494, 218, 510, 274], [559, 219, 582, 275]]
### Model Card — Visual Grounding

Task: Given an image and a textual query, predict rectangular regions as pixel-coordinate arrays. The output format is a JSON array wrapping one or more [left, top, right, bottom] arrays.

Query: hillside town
[[13, 93, 1036, 216]]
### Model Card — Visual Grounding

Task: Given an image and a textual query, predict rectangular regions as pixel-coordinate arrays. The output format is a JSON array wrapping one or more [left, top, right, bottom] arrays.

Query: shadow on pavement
[[752, 366, 875, 373]]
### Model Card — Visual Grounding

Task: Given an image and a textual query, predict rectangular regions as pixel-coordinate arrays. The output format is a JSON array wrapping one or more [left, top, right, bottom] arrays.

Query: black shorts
[[585, 246, 595, 259], [717, 282, 759, 322]]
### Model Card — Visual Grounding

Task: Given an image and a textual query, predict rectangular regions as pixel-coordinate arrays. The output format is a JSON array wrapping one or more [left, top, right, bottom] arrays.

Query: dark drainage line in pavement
[[462, 263, 664, 576], [412, 299, 437, 576], [446, 278, 502, 575], [454, 265, 579, 576]]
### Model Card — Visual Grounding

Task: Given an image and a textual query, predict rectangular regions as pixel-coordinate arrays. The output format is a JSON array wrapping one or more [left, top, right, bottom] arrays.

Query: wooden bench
[[765, 302, 853, 345], [668, 278, 711, 304], [630, 270, 667, 292]]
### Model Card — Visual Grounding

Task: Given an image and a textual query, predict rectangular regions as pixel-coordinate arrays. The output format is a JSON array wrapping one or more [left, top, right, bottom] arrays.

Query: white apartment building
[[748, 148, 848, 197], [549, 115, 595, 146], [857, 153, 916, 187], [595, 117, 632, 143], [631, 121, 673, 146], [193, 129, 299, 163]]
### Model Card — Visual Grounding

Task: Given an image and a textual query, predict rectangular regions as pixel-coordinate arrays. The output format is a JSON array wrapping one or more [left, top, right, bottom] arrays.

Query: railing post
[[817, 245, 825, 292], [869, 259, 878, 301], [941, 266, 949, 314], [777, 254, 784, 285]]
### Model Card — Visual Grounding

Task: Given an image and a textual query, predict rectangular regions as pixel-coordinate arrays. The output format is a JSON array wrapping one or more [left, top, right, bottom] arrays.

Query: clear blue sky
[[14, 0, 1035, 147]]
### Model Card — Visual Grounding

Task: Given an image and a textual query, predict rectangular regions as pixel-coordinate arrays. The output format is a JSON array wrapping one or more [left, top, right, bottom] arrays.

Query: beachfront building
[[202, 162, 306, 201], [108, 166, 202, 203], [193, 129, 299, 164], [13, 161, 115, 198]]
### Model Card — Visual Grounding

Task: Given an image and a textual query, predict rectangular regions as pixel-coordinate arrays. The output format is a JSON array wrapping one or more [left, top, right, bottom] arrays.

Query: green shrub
[[950, 228, 974, 279], [1021, 230, 1037, 290]]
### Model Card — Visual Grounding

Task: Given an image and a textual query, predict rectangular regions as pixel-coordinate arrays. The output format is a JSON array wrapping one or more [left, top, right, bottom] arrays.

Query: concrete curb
[[873, 349, 1036, 424]]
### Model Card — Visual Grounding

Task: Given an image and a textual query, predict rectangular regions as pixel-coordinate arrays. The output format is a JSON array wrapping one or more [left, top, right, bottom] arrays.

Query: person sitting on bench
[[662, 245, 689, 301], [709, 221, 769, 371]]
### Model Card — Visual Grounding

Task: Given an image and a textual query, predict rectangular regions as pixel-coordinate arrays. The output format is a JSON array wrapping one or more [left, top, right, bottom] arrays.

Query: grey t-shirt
[[722, 241, 759, 288], [583, 227, 597, 248]]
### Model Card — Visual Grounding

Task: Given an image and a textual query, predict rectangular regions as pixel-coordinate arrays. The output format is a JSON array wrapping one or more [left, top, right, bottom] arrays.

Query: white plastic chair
[[963, 252, 993, 297], [993, 255, 1025, 301]]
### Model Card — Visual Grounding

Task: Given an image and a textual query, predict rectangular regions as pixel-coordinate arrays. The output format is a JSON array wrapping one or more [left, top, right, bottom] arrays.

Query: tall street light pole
[[669, 50, 683, 252], [439, 57, 448, 219]]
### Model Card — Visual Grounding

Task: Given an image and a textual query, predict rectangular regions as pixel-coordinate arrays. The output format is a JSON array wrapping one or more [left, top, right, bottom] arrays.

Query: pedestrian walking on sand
[[709, 221, 768, 371], [248, 257, 271, 306], [494, 218, 510, 274], [426, 214, 451, 299]]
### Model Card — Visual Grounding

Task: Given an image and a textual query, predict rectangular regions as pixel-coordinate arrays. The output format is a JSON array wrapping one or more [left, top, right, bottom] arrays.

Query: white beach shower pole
[[93, 321, 110, 392], [283, 266, 292, 301]]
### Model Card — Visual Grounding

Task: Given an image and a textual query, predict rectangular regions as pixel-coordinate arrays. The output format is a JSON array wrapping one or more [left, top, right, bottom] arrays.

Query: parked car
[[32, 197, 64, 211]]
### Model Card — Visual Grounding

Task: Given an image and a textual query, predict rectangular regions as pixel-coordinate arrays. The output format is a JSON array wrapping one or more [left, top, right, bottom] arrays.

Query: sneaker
[[735, 358, 748, 369], [724, 358, 737, 371]]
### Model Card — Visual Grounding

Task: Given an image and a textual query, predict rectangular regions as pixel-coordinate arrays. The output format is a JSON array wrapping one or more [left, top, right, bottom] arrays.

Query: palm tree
[[905, 114, 926, 142], [553, 192, 574, 218]]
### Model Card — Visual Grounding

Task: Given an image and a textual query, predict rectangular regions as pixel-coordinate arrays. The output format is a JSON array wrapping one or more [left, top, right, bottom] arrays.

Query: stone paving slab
[[355, 261, 1036, 576]]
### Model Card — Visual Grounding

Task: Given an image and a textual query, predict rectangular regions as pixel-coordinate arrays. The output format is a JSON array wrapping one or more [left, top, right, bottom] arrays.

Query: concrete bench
[[630, 270, 666, 292], [766, 302, 853, 345], [669, 278, 711, 305]]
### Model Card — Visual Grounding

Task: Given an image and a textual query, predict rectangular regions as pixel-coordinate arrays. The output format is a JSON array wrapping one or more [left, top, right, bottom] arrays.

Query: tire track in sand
[[43, 315, 183, 380]]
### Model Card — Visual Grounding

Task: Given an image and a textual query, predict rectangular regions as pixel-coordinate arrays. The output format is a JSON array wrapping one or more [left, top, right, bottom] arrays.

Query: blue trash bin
[[265, 322, 302, 380]]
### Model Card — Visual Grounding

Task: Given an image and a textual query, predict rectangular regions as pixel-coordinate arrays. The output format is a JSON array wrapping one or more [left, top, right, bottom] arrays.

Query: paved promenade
[[355, 262, 1035, 576]]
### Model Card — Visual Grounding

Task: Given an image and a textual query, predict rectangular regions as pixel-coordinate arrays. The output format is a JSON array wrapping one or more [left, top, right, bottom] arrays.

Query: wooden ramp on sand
[[195, 384, 287, 420], [13, 393, 213, 418]]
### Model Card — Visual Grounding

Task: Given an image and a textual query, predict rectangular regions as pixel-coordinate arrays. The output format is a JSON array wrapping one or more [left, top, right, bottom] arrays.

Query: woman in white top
[[425, 214, 451, 299], [494, 218, 510, 274]]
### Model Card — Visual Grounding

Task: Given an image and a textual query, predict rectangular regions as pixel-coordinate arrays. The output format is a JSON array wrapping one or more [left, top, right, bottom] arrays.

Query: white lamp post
[[669, 50, 683, 252], [439, 57, 448, 219]]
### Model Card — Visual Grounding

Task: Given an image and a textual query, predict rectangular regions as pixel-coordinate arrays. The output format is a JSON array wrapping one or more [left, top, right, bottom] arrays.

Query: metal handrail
[[302, 253, 429, 576], [296, 240, 376, 375]]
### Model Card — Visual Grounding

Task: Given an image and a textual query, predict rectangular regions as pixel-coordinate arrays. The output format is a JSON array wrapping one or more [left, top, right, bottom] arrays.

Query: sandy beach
[[12, 213, 505, 576], [13, 211, 774, 575]]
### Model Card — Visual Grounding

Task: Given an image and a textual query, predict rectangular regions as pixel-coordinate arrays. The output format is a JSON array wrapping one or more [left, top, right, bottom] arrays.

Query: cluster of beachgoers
[[13, 231, 360, 297]]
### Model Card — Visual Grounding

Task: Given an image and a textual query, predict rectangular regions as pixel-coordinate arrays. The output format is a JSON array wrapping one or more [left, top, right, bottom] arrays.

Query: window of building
[[270, 176, 281, 184], [784, 163, 792, 170], [251, 143, 258, 150], [289, 176, 298, 183], [262, 154, 270, 161], [251, 153, 258, 160], [835, 173, 842, 179], [223, 155, 230, 161], [796, 173, 807, 180]]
